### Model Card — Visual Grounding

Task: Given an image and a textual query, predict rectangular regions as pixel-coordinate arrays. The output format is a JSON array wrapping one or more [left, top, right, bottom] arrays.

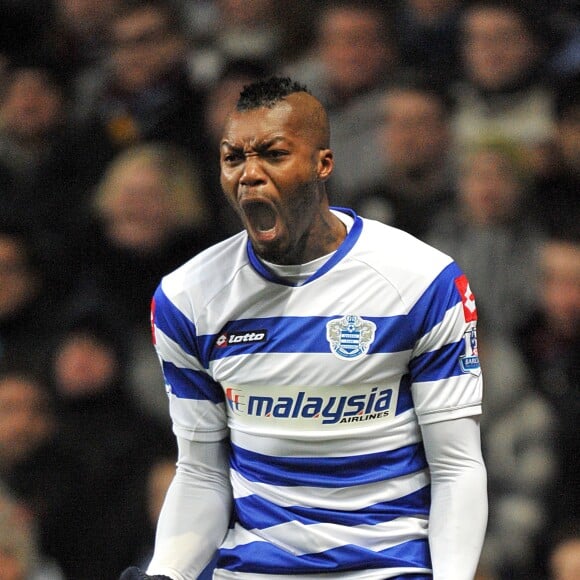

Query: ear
[[317, 149, 334, 181]]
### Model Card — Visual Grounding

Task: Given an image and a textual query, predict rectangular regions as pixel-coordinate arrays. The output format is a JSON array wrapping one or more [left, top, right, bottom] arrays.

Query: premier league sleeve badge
[[459, 324, 481, 375]]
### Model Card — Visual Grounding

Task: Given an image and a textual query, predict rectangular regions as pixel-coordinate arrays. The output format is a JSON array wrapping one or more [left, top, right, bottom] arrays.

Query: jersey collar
[[247, 207, 362, 286]]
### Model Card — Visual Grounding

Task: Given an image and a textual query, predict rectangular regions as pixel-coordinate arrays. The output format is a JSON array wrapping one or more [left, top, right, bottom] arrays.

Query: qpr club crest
[[326, 315, 376, 360]]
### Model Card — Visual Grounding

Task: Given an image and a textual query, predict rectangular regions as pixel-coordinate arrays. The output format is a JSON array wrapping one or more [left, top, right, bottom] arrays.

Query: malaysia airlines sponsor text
[[226, 385, 396, 425]]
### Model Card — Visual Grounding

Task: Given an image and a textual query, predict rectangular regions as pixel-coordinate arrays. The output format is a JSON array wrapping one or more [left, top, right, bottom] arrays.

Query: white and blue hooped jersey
[[151, 209, 483, 579]]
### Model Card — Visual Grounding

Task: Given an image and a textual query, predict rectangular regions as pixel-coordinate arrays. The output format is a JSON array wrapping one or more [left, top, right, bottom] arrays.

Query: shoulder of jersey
[[356, 217, 453, 280], [161, 231, 248, 299]]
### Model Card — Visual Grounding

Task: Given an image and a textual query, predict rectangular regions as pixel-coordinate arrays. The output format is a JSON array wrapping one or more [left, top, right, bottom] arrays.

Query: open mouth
[[240, 199, 278, 240]]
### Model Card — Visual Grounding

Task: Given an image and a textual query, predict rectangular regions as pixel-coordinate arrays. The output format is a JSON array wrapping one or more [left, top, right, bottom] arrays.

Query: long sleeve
[[421, 416, 488, 579], [146, 436, 232, 580]]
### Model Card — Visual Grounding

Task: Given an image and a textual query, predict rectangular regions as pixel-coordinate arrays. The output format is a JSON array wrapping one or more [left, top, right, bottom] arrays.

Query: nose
[[239, 155, 266, 187]]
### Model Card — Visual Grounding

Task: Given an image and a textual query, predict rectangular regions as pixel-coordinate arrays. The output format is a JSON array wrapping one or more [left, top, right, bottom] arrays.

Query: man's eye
[[266, 150, 287, 159], [224, 153, 242, 163]]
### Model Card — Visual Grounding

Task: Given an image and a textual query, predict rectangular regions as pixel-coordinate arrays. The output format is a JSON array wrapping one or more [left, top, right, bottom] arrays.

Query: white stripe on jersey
[[155, 327, 205, 372], [229, 407, 422, 457], [213, 566, 431, 579], [210, 351, 414, 391], [412, 302, 467, 357], [221, 516, 429, 554], [230, 467, 431, 508], [412, 373, 483, 421]]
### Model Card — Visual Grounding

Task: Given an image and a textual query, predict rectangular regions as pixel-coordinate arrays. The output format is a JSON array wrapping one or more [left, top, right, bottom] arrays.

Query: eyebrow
[[221, 136, 289, 150]]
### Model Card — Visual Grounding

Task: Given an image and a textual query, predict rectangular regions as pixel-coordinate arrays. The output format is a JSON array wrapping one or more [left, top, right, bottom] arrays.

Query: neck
[[289, 209, 346, 265]]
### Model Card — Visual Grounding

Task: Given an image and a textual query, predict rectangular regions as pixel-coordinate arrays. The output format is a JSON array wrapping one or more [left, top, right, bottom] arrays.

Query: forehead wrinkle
[[221, 106, 290, 146], [220, 133, 292, 154], [222, 93, 330, 151]]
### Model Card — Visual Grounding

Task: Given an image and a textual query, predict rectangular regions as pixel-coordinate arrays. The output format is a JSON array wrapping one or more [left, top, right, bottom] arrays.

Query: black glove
[[119, 566, 173, 580]]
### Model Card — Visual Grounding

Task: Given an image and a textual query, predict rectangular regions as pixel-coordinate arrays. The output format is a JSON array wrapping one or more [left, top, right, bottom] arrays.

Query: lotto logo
[[215, 330, 267, 347], [454, 274, 477, 322]]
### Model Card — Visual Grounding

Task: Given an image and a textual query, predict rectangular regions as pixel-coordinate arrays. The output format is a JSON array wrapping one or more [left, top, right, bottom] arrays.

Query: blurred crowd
[[0, 0, 578, 579]]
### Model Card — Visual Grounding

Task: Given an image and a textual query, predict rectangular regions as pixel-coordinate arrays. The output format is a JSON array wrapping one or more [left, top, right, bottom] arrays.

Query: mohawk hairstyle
[[236, 77, 310, 111]]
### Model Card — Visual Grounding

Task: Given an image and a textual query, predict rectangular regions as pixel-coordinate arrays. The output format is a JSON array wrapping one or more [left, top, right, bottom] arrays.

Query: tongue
[[246, 202, 276, 232]]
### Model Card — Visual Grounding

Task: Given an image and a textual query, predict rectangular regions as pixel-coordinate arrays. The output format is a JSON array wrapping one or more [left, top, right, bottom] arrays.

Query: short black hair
[[236, 77, 310, 111]]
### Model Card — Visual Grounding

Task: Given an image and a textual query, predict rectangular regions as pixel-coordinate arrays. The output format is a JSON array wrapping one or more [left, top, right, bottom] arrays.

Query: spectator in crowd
[[351, 76, 456, 239], [72, 0, 207, 162], [283, 0, 401, 203], [451, 0, 557, 176], [44, 0, 121, 84], [43, 307, 175, 579], [76, 142, 213, 324], [0, 486, 65, 580], [392, 0, 463, 88], [548, 523, 580, 580], [0, 370, 73, 579], [0, 61, 65, 196], [0, 493, 34, 580], [477, 330, 557, 579], [531, 72, 580, 238], [425, 139, 545, 336], [517, 236, 580, 532], [0, 219, 64, 374], [0, 59, 102, 261], [183, 0, 298, 88], [72, 142, 215, 420]]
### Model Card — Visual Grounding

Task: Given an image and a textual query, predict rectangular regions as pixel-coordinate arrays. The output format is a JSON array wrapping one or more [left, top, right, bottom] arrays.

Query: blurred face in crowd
[[110, 5, 186, 92], [53, 332, 119, 398], [0, 69, 64, 142], [0, 236, 39, 320], [0, 493, 35, 580], [319, 6, 395, 97], [459, 148, 523, 225], [380, 88, 449, 173], [101, 161, 175, 251], [56, 0, 119, 36], [0, 548, 26, 580], [0, 375, 53, 469], [461, 6, 539, 90], [540, 240, 580, 337], [550, 538, 580, 580]]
